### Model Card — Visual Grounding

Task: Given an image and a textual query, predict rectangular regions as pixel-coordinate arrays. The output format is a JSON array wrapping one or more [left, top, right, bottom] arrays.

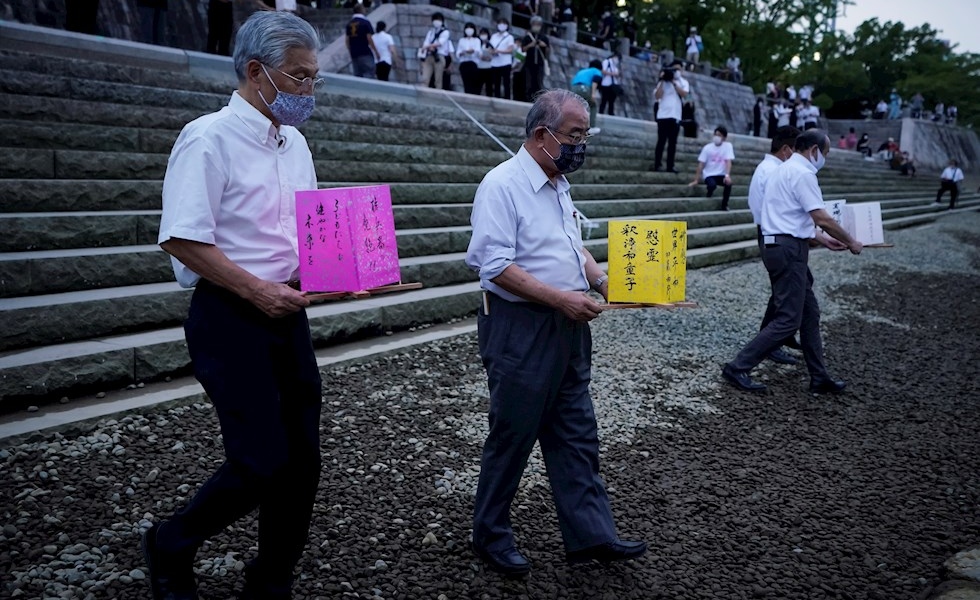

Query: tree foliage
[[614, 0, 979, 128]]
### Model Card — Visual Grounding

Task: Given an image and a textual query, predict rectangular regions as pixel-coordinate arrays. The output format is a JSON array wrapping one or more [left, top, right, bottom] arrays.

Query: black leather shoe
[[784, 337, 802, 350], [666, 168, 680, 174], [473, 543, 531, 576], [566, 540, 647, 564], [142, 523, 198, 600], [768, 349, 798, 365], [722, 365, 767, 392], [650, 164, 662, 172], [809, 379, 846, 394]]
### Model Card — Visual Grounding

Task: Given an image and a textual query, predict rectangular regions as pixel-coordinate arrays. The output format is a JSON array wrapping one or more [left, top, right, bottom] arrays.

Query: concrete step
[[0, 189, 952, 253], [6, 196, 977, 352]]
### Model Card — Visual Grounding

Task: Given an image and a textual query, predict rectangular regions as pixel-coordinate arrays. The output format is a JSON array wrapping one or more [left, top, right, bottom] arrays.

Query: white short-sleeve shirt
[[373, 31, 395, 64], [748, 154, 783, 225], [656, 75, 689, 121], [941, 166, 964, 182], [158, 92, 318, 288], [489, 31, 515, 68], [697, 140, 735, 179], [760, 153, 825, 239]]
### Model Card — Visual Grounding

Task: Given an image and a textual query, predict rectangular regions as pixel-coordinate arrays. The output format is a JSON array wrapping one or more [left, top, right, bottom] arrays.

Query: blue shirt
[[346, 15, 374, 58], [571, 67, 602, 88], [465, 146, 588, 302]]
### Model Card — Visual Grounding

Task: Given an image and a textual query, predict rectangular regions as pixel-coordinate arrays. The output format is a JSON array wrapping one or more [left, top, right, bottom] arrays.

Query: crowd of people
[[872, 91, 958, 124]]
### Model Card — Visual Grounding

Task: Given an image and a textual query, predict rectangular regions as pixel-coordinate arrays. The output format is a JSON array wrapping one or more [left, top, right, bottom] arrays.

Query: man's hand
[[688, 179, 699, 187], [848, 240, 863, 255], [818, 233, 848, 251], [556, 291, 603, 322], [246, 281, 311, 318]]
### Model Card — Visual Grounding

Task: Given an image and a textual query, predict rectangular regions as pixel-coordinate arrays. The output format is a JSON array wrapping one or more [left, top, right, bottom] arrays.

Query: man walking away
[[346, 4, 378, 78], [935, 159, 964, 210]]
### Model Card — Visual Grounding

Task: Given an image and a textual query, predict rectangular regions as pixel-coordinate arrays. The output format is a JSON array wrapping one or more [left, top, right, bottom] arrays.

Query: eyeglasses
[[265, 64, 324, 93], [548, 128, 592, 145]]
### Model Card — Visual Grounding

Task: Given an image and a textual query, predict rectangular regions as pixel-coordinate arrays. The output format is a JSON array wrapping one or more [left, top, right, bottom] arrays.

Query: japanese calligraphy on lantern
[[842, 201, 884, 245], [295, 185, 401, 292], [823, 199, 847, 227], [607, 220, 687, 304]]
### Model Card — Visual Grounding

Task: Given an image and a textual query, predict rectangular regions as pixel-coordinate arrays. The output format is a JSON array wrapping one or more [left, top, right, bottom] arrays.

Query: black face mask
[[545, 129, 587, 174]]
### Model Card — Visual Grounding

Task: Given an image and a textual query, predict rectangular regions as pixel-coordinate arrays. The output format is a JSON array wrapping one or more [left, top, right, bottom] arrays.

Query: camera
[[661, 68, 676, 82]]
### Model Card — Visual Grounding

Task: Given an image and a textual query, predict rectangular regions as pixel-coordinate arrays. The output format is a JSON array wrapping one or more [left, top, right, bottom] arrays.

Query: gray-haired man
[[145, 11, 324, 600], [465, 89, 647, 576]]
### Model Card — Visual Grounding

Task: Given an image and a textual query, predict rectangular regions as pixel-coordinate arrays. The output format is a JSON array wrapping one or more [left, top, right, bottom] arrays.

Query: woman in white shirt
[[373, 21, 396, 82], [476, 27, 494, 97], [488, 18, 515, 99], [599, 52, 621, 116], [456, 22, 482, 95]]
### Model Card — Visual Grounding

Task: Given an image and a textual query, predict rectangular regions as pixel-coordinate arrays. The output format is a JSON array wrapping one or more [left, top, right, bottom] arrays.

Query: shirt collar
[[229, 91, 279, 146], [764, 153, 783, 165], [788, 151, 817, 173], [517, 145, 570, 194]]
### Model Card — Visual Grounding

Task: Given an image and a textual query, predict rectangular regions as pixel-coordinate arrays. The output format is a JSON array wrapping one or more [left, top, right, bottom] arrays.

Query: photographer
[[651, 61, 689, 173]]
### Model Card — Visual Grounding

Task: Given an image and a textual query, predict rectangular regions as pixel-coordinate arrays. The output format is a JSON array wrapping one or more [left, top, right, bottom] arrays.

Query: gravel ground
[[2, 212, 979, 600]]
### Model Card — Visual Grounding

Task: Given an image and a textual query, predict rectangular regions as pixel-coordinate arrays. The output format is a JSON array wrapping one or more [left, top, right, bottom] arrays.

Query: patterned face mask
[[258, 64, 315, 127], [544, 129, 587, 174]]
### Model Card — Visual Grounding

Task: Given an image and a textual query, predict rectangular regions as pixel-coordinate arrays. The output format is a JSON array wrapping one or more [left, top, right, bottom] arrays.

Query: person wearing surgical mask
[[419, 12, 451, 89], [688, 125, 735, 211], [520, 16, 550, 100], [488, 18, 515, 98], [466, 90, 648, 577], [476, 27, 495, 96], [150, 11, 325, 600], [723, 129, 863, 395], [456, 21, 482, 94]]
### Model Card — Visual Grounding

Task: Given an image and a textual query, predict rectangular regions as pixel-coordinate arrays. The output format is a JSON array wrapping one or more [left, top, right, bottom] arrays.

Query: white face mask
[[479, 34, 488, 41], [810, 148, 826, 171], [531, 26, 542, 33], [465, 28, 475, 36], [712, 135, 722, 146], [432, 20, 443, 28], [497, 23, 508, 32]]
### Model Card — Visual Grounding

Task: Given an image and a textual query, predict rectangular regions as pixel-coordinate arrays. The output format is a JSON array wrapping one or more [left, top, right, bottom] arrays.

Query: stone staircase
[[0, 37, 977, 412]]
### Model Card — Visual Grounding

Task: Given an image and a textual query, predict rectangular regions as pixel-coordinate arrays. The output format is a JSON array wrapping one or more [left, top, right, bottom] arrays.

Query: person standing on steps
[[651, 60, 689, 173], [488, 18, 515, 99], [372, 21, 397, 81], [722, 129, 863, 395], [466, 89, 647, 578], [419, 12, 452, 89], [145, 11, 324, 600], [345, 3, 378, 79], [520, 16, 550, 101], [935, 158, 964, 210]]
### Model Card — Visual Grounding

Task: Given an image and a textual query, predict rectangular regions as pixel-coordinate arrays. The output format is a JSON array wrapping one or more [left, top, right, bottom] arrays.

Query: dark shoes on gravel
[[142, 522, 198, 600]]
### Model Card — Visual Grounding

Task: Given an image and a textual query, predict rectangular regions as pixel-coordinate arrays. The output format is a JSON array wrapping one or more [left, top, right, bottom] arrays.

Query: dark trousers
[[524, 63, 544, 100], [654, 118, 680, 170], [138, 6, 167, 45], [728, 236, 830, 380], [206, 0, 232, 55], [490, 65, 511, 99], [937, 180, 959, 208], [460, 61, 480, 94], [473, 294, 618, 553], [704, 175, 732, 209], [478, 68, 494, 96], [375, 61, 392, 81], [156, 281, 323, 593], [598, 84, 618, 115]]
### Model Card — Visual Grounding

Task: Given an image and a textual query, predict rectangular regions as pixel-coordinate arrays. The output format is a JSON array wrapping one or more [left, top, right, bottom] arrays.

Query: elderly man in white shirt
[[147, 12, 323, 600], [466, 89, 646, 577], [723, 129, 863, 395]]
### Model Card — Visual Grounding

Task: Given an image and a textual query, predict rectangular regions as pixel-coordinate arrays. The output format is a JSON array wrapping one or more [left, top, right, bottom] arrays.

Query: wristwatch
[[593, 274, 609, 290]]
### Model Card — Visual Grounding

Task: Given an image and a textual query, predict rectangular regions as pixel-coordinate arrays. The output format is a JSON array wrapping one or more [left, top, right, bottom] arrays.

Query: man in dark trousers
[[651, 60, 689, 173], [935, 158, 964, 209], [465, 89, 647, 577], [346, 4, 378, 78], [723, 129, 863, 394], [145, 11, 324, 600]]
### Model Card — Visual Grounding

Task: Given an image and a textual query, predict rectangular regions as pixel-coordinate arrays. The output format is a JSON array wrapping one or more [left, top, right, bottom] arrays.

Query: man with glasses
[[146, 11, 324, 600], [466, 89, 647, 577]]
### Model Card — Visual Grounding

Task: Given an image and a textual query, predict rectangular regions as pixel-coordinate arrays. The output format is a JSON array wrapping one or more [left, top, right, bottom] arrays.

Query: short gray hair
[[233, 11, 320, 81], [530, 15, 544, 26], [524, 89, 588, 137]]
